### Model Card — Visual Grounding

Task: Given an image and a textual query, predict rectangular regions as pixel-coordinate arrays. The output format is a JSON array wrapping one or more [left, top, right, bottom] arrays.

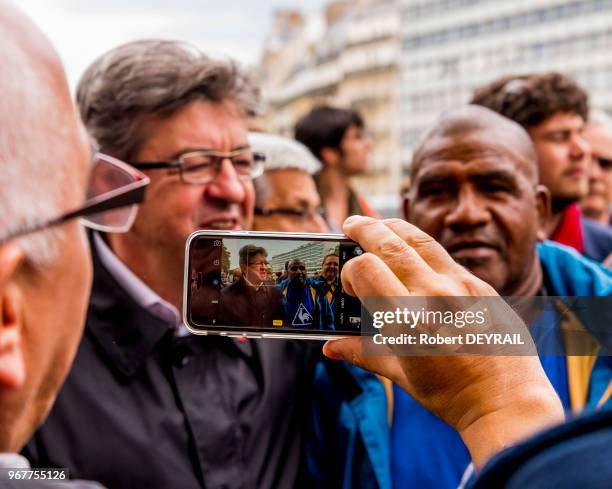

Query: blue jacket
[[273, 273, 389, 488], [277, 277, 335, 330], [391, 241, 612, 489], [307, 359, 391, 489], [470, 407, 612, 489], [538, 240, 612, 295], [582, 216, 612, 263]]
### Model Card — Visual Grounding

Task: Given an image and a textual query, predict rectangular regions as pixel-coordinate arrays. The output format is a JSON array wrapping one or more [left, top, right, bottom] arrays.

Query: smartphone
[[183, 230, 365, 339]]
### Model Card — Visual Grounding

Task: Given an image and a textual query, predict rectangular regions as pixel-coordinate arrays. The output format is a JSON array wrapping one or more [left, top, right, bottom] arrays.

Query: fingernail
[[344, 215, 361, 225], [323, 341, 344, 361]]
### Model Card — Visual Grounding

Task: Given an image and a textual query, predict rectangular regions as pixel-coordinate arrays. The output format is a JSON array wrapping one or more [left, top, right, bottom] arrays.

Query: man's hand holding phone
[[323, 216, 565, 469]]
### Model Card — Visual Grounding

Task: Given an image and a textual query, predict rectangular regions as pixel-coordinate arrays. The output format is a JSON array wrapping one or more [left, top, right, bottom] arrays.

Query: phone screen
[[185, 233, 364, 336]]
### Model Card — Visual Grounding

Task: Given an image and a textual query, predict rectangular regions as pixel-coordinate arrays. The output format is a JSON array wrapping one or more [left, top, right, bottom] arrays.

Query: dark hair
[[77, 40, 260, 162], [322, 253, 339, 266], [471, 72, 589, 129], [239, 245, 267, 267], [294, 105, 364, 161]]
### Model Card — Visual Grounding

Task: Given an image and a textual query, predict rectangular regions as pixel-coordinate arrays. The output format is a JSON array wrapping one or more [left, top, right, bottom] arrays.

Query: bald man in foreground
[[0, 3, 96, 477], [0, 2, 149, 487], [326, 106, 612, 489]]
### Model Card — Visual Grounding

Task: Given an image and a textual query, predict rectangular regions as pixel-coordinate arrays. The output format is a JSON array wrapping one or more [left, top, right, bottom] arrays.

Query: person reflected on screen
[[220, 245, 284, 327], [277, 259, 334, 330]]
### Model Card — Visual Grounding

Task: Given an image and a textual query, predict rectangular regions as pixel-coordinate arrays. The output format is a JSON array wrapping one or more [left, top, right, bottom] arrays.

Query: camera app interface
[[188, 236, 363, 334]]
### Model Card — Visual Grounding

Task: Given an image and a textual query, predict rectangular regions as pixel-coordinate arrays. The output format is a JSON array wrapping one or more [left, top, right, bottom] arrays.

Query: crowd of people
[[213, 245, 339, 330], [0, 1, 611, 489]]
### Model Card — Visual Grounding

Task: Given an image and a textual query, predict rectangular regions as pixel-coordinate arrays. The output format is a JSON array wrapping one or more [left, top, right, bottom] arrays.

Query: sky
[[18, 0, 329, 89]]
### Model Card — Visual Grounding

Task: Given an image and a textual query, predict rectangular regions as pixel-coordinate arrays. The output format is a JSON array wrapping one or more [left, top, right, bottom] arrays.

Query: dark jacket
[[219, 277, 285, 327], [470, 408, 612, 489], [307, 360, 391, 489], [24, 241, 318, 489], [582, 216, 612, 263]]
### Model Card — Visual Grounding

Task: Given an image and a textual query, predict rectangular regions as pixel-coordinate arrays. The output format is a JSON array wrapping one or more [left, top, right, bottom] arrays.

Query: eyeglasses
[[254, 207, 327, 220], [596, 157, 612, 170], [0, 153, 149, 244], [131, 148, 265, 184]]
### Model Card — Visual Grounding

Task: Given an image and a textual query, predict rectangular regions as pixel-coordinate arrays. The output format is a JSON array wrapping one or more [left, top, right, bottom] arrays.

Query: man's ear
[[320, 147, 340, 168], [0, 244, 26, 391], [535, 184, 552, 242]]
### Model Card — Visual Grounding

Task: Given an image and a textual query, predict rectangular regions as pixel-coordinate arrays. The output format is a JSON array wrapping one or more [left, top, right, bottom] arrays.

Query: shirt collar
[[0, 453, 30, 468], [243, 276, 264, 290], [89, 234, 252, 373], [93, 232, 184, 333]]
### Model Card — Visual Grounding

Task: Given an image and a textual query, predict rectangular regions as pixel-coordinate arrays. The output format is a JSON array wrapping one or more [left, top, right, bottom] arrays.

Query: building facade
[[399, 0, 612, 168], [270, 242, 337, 275], [257, 0, 402, 215]]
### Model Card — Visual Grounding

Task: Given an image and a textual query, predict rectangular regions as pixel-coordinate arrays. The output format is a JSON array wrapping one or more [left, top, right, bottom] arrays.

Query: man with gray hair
[[219, 244, 285, 327], [249, 132, 328, 233], [26, 41, 318, 489]]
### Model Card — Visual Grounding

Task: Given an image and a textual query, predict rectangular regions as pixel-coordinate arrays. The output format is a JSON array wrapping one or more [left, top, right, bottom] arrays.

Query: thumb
[[323, 338, 407, 386], [323, 337, 362, 362]]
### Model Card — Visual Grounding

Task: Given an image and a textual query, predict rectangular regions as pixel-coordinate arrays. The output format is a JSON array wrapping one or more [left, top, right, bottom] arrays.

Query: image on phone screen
[[186, 233, 363, 336]]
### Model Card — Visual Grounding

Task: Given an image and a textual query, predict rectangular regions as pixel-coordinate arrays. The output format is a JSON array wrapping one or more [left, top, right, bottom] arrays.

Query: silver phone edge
[[184, 321, 353, 341], [182, 230, 355, 341]]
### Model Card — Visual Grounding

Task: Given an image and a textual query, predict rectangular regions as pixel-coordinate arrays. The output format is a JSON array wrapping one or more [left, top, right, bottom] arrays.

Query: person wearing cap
[[249, 131, 329, 233]]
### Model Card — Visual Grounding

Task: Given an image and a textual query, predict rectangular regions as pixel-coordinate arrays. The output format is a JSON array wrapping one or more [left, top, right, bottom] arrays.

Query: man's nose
[[589, 156, 604, 181], [444, 188, 491, 230], [570, 133, 590, 160], [204, 158, 246, 203]]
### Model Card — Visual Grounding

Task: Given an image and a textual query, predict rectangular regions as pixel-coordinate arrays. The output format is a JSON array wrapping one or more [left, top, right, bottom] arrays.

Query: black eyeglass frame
[[130, 149, 266, 183], [595, 157, 612, 170]]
